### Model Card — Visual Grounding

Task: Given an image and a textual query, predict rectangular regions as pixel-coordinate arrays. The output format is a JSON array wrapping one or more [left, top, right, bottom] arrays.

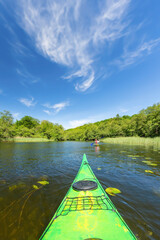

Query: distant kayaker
[[95, 139, 100, 144]]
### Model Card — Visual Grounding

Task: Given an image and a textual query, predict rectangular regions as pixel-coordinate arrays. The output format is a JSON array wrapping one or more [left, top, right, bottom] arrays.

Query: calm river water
[[0, 142, 159, 239]]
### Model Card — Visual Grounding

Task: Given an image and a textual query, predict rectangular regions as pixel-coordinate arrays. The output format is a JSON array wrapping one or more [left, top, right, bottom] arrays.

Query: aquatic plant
[[145, 170, 154, 173], [105, 187, 121, 196], [37, 180, 49, 185], [142, 161, 157, 166], [102, 137, 160, 149], [1, 180, 50, 229]]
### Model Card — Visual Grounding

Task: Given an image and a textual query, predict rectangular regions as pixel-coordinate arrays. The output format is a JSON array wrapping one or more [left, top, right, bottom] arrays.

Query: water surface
[[0, 142, 159, 239]]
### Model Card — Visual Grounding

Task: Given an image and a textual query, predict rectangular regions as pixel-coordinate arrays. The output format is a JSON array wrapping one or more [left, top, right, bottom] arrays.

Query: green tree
[[63, 103, 160, 140], [16, 116, 40, 129], [84, 124, 99, 141], [15, 125, 35, 137], [0, 111, 14, 140], [40, 120, 54, 139], [52, 124, 64, 141]]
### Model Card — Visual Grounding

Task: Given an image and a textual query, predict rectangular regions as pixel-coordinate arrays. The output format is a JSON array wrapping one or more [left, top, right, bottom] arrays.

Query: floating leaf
[[148, 231, 153, 236], [37, 180, 49, 185], [142, 161, 157, 166], [9, 185, 17, 191], [97, 168, 101, 170], [33, 185, 39, 189], [149, 163, 157, 166], [145, 157, 151, 160], [127, 154, 140, 158], [142, 160, 151, 164], [105, 187, 121, 196], [145, 170, 153, 174]]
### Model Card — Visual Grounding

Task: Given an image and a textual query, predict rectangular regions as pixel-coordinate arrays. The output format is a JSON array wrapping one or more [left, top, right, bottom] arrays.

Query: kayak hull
[[40, 154, 136, 240]]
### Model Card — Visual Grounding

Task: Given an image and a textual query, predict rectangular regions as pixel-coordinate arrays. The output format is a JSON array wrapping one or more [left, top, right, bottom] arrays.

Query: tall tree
[[0, 111, 14, 140], [16, 116, 40, 129]]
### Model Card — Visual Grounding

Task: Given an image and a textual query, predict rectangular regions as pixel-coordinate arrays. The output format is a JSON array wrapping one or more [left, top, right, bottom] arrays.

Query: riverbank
[[6, 137, 53, 142], [102, 137, 160, 149]]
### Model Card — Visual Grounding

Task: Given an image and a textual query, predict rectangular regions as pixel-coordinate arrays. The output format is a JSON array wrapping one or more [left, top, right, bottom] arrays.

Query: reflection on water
[[95, 145, 100, 153], [0, 142, 160, 239]]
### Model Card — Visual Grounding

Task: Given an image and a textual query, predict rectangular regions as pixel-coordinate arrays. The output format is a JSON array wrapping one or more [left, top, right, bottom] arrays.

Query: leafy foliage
[[0, 111, 14, 140], [0, 111, 64, 141], [64, 103, 160, 141], [0, 103, 160, 141]]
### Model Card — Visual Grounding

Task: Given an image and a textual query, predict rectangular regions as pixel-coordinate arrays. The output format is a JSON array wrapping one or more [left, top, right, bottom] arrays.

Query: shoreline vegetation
[[3, 137, 160, 149], [102, 137, 160, 149], [6, 137, 53, 142], [0, 103, 160, 147]]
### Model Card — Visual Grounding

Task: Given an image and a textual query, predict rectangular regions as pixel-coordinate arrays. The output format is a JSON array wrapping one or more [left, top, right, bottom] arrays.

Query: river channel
[[0, 142, 159, 239]]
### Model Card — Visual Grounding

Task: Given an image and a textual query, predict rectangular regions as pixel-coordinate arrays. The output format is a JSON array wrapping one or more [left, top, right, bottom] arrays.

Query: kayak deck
[[40, 154, 136, 240]]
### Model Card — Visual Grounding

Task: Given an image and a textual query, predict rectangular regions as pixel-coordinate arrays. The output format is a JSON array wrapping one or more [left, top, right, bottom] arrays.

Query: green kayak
[[40, 154, 136, 240]]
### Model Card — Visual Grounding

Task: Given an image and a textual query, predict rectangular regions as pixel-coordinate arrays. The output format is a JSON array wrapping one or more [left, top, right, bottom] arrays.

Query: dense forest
[[0, 103, 160, 142], [0, 112, 64, 141], [65, 103, 160, 140]]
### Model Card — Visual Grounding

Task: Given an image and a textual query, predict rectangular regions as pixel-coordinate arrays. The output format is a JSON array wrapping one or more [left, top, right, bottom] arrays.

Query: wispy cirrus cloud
[[43, 101, 70, 114], [43, 110, 52, 115], [0, 89, 3, 95], [114, 38, 160, 69], [19, 97, 36, 107], [15, 0, 131, 91], [53, 102, 70, 113], [16, 68, 39, 85]]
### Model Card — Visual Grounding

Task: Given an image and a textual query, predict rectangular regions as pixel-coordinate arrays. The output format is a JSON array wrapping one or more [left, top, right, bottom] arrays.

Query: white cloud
[[19, 97, 36, 107], [43, 109, 52, 115], [93, 0, 130, 44], [75, 68, 95, 92], [16, 68, 39, 84], [69, 119, 91, 128], [115, 38, 160, 69], [119, 108, 128, 113], [43, 101, 70, 113], [67, 110, 132, 129], [53, 102, 70, 113], [12, 112, 20, 119], [15, 0, 131, 91]]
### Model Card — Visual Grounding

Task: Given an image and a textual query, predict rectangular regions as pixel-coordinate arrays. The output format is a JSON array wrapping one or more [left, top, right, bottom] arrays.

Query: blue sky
[[0, 0, 160, 129]]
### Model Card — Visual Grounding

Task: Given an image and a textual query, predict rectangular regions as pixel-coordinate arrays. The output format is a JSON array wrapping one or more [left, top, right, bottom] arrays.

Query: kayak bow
[[40, 154, 136, 240]]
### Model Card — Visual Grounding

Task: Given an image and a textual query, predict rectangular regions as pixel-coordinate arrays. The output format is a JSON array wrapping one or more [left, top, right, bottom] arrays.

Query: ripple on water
[[0, 142, 159, 239]]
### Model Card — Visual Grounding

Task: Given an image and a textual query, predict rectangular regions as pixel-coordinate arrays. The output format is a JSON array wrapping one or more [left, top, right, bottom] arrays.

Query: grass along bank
[[101, 137, 160, 149], [7, 137, 53, 142]]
